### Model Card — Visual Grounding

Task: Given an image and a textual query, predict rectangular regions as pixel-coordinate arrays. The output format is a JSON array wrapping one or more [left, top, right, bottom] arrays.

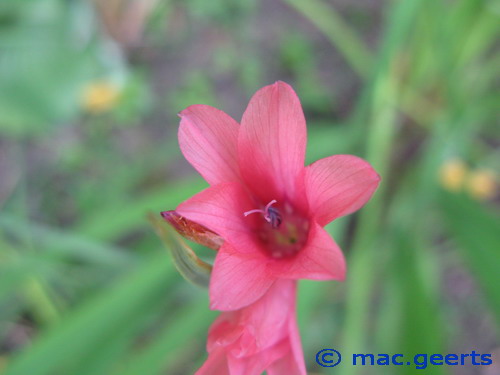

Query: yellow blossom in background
[[82, 81, 120, 114], [439, 159, 468, 192], [466, 169, 497, 201]]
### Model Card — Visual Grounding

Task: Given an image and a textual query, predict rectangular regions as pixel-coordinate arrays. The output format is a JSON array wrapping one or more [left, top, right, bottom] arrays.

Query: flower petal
[[179, 104, 240, 185], [274, 221, 346, 280], [195, 348, 230, 375], [210, 244, 274, 311], [284, 301, 307, 375], [227, 340, 290, 375], [239, 280, 296, 349], [259, 282, 306, 375], [304, 155, 380, 226], [266, 344, 306, 375], [239, 81, 307, 203], [176, 182, 258, 253], [207, 281, 296, 354]]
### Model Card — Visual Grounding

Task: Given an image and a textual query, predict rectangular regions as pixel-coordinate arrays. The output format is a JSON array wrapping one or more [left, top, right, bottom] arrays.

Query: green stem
[[340, 72, 399, 375], [338, 1, 424, 373]]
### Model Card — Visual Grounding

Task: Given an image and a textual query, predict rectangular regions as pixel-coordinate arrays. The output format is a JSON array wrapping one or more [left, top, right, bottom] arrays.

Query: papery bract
[[175, 81, 380, 310], [196, 279, 305, 375], [161, 210, 223, 250]]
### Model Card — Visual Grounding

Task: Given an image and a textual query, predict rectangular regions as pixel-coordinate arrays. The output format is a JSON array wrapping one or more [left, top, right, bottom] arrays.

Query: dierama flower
[[196, 280, 305, 375], [173, 81, 380, 310]]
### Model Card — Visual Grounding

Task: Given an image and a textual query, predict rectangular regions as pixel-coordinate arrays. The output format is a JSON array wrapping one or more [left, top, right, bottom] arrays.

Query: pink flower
[[196, 280, 306, 375], [176, 81, 380, 311]]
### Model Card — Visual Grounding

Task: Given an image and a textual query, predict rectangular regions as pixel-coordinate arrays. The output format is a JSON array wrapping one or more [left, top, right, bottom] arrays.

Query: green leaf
[[76, 179, 207, 241], [439, 191, 500, 328], [120, 298, 216, 375], [0, 214, 135, 267], [283, 0, 371, 78], [392, 233, 444, 375], [3, 254, 175, 375]]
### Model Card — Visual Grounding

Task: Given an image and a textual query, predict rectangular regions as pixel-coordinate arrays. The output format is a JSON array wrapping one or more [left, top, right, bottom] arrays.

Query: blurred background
[[0, 0, 499, 374]]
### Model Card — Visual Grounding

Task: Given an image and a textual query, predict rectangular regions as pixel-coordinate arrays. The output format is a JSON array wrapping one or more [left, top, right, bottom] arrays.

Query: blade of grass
[[76, 178, 207, 241], [340, 1, 424, 374], [283, 0, 371, 78], [439, 192, 500, 329], [121, 298, 216, 375], [0, 214, 135, 267], [3, 254, 175, 375]]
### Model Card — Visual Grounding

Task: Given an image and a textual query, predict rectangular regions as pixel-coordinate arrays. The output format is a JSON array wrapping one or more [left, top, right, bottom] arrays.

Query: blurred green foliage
[[0, 0, 499, 374]]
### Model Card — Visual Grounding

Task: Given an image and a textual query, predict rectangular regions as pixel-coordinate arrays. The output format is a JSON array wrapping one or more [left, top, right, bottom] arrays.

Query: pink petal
[[266, 309, 306, 375], [207, 315, 243, 351], [228, 340, 290, 375], [250, 280, 306, 375], [239, 81, 307, 203], [179, 105, 240, 185], [210, 244, 274, 311], [304, 155, 380, 226], [267, 345, 306, 375], [274, 221, 346, 280], [195, 348, 230, 375], [284, 301, 307, 375], [176, 182, 258, 253], [239, 280, 296, 349]]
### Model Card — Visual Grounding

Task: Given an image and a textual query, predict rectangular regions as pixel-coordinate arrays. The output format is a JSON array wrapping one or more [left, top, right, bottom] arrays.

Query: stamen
[[264, 200, 277, 213], [244, 208, 266, 217], [243, 200, 281, 228], [262, 200, 277, 223]]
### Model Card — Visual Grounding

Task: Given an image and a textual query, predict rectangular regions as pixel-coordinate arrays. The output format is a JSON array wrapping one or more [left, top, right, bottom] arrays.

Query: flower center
[[244, 200, 309, 259]]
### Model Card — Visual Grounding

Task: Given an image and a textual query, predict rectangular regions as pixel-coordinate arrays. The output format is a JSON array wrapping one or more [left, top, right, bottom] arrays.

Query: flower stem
[[340, 1, 424, 373]]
